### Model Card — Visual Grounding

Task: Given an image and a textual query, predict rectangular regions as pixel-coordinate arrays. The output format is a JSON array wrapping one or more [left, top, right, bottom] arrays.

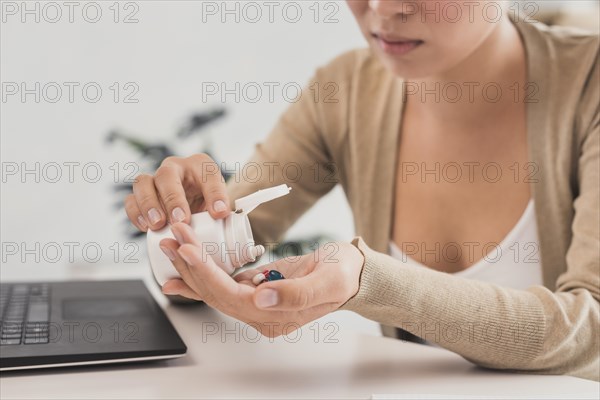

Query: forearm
[[340, 238, 600, 380]]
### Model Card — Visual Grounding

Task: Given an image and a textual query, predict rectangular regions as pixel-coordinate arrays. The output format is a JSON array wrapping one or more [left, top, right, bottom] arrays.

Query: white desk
[[1, 263, 598, 399]]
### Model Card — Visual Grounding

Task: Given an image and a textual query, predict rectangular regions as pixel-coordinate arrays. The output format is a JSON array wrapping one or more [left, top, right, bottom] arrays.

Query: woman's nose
[[368, 0, 415, 19]]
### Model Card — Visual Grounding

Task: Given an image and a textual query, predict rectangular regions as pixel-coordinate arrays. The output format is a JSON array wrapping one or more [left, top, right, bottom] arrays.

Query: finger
[[187, 154, 231, 219], [162, 279, 203, 301], [161, 238, 219, 304], [124, 194, 148, 232], [177, 243, 243, 300], [154, 161, 191, 225], [133, 174, 167, 230], [170, 222, 201, 246], [159, 238, 193, 283], [253, 269, 342, 311], [171, 222, 235, 275]]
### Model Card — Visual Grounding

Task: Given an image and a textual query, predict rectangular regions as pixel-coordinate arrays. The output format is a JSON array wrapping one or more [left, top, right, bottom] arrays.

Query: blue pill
[[266, 270, 285, 281]]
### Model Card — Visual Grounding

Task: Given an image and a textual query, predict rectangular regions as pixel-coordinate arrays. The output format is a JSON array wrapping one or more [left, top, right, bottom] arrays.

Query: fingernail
[[178, 249, 193, 265], [160, 246, 176, 261], [162, 288, 178, 295], [256, 289, 278, 308], [173, 228, 184, 244], [172, 207, 185, 223], [137, 215, 148, 229], [213, 200, 227, 212], [148, 208, 161, 225]]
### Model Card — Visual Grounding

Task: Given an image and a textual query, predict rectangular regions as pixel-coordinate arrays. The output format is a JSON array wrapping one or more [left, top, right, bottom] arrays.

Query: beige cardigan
[[227, 18, 600, 380]]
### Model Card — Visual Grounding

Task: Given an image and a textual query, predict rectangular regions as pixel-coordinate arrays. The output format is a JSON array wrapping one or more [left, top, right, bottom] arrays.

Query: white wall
[[1, 1, 365, 269]]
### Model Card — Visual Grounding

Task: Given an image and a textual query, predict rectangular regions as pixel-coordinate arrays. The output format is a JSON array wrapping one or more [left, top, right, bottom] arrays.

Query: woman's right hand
[[125, 154, 231, 232]]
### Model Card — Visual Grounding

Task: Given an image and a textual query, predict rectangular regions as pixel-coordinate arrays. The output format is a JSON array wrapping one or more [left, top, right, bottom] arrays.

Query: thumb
[[253, 271, 339, 311]]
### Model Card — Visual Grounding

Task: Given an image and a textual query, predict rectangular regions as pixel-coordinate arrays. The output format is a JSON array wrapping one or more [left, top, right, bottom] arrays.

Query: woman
[[125, 1, 599, 380]]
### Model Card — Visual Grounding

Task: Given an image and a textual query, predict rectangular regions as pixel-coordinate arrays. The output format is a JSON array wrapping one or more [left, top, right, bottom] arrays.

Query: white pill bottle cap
[[147, 184, 291, 285]]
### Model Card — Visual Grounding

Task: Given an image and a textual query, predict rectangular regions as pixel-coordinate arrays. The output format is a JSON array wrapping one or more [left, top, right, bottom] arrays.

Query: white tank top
[[389, 200, 543, 289]]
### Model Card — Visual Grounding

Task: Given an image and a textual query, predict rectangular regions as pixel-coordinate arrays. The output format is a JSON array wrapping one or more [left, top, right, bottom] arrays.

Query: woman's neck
[[407, 17, 527, 124]]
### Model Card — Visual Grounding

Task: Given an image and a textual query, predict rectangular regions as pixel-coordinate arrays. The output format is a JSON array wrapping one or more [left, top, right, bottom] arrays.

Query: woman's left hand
[[159, 222, 364, 337]]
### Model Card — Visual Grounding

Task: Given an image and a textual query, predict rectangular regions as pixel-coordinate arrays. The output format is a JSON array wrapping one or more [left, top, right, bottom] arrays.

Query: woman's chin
[[372, 48, 439, 79], [379, 58, 436, 80]]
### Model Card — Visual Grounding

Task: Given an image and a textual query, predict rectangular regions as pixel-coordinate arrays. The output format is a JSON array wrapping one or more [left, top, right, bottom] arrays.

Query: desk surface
[[1, 263, 598, 400]]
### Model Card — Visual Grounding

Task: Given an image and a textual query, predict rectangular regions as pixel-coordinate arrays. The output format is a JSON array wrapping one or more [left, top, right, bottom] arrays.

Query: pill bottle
[[147, 184, 291, 285]]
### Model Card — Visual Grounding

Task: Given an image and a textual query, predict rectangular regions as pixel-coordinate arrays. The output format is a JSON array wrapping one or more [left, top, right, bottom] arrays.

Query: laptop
[[0, 280, 187, 371]]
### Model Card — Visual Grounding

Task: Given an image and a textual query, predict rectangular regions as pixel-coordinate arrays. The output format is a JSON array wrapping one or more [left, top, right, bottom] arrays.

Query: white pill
[[252, 272, 267, 285]]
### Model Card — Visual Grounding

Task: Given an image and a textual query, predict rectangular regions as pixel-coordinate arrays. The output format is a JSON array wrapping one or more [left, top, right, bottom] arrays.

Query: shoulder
[[545, 24, 599, 140], [306, 48, 394, 151], [530, 21, 598, 83], [524, 21, 598, 105], [310, 47, 394, 104], [532, 21, 598, 50], [312, 47, 386, 84], [519, 21, 599, 141]]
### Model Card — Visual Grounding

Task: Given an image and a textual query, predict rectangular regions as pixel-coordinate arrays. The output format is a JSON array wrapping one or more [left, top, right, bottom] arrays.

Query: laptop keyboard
[[0, 284, 51, 345]]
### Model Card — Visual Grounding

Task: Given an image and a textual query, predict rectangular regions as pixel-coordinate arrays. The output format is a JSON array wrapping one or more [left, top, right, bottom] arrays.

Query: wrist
[[341, 240, 365, 304]]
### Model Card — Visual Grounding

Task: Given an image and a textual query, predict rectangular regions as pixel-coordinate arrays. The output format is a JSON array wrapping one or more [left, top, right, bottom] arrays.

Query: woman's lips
[[372, 34, 423, 56]]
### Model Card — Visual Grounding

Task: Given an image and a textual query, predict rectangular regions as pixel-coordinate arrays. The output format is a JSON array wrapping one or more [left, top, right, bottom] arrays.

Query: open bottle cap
[[234, 184, 292, 215]]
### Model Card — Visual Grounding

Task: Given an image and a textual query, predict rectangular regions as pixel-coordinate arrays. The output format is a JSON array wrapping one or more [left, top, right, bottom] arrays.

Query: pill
[[252, 269, 285, 285], [266, 270, 284, 281], [252, 273, 267, 285]]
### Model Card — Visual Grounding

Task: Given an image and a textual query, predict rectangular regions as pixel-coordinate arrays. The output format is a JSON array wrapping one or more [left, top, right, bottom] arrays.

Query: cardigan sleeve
[[340, 235, 599, 380], [340, 111, 599, 380]]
